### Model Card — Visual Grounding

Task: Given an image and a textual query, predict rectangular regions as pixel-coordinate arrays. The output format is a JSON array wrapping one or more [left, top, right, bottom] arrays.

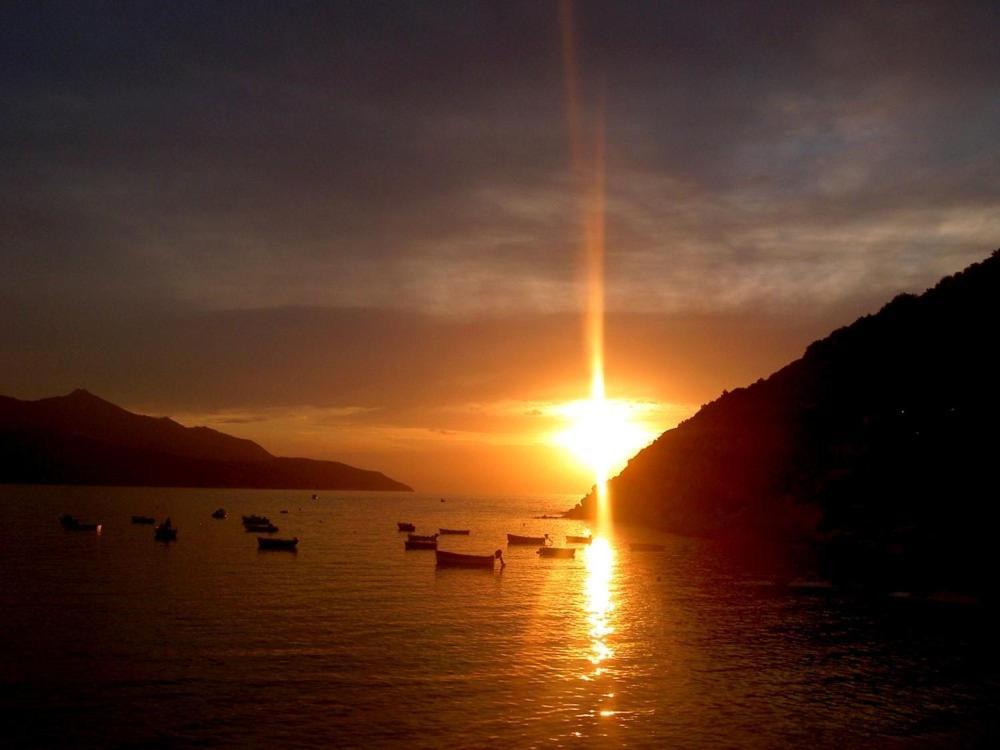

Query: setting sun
[[554, 397, 655, 481]]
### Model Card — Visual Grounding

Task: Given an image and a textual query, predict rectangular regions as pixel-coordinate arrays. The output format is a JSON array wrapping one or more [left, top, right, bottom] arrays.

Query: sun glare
[[554, 397, 653, 482]]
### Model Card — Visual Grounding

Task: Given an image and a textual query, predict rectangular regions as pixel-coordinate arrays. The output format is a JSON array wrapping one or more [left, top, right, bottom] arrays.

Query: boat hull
[[438, 529, 470, 535], [245, 524, 278, 533], [565, 535, 591, 544], [154, 527, 177, 542], [507, 534, 546, 545], [405, 540, 437, 551], [59, 515, 101, 532], [258, 537, 298, 551], [397, 522, 416, 532], [537, 547, 575, 558], [436, 550, 499, 569]]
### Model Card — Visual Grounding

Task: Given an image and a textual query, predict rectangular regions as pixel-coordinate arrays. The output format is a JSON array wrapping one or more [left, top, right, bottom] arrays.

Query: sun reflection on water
[[583, 533, 615, 680]]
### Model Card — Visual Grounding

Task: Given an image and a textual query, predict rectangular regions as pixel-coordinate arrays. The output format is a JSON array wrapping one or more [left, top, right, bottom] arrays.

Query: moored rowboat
[[507, 533, 549, 545], [154, 520, 177, 542], [59, 514, 102, 532], [405, 539, 437, 551], [537, 547, 575, 558], [435, 549, 505, 569], [245, 523, 279, 533], [408, 533, 438, 542], [397, 522, 416, 532], [565, 535, 591, 544], [258, 536, 298, 551]]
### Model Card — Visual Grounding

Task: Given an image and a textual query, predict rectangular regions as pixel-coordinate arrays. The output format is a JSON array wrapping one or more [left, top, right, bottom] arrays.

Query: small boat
[[154, 519, 177, 542], [131, 515, 156, 525], [397, 522, 416, 532], [245, 523, 279, 534], [507, 533, 550, 545], [279, 509, 288, 514], [242, 514, 270, 527], [537, 547, 575, 558], [59, 514, 102, 532], [311, 494, 319, 500], [211, 508, 227, 519], [630, 543, 665, 552], [787, 579, 835, 593], [405, 539, 437, 551], [258, 536, 298, 551], [439, 528, 470, 535], [566, 535, 592, 544], [436, 549, 505, 569], [408, 533, 439, 542]]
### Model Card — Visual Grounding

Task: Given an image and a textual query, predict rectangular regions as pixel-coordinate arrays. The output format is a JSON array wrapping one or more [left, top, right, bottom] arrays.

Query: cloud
[[1, 1, 996, 319]]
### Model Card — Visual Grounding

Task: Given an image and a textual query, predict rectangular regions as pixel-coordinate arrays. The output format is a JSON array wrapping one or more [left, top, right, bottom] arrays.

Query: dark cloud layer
[[2, 1, 996, 314]]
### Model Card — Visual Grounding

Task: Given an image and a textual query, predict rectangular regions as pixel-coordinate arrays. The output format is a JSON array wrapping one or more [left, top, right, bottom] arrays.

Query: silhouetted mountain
[[568, 249, 1000, 593], [0, 390, 412, 491]]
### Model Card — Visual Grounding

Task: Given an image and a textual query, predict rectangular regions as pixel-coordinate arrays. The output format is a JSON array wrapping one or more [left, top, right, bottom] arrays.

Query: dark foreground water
[[1, 485, 998, 748]]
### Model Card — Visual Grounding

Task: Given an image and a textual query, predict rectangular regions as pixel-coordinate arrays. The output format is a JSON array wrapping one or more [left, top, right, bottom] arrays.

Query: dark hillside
[[0, 390, 412, 492], [568, 250, 1000, 592]]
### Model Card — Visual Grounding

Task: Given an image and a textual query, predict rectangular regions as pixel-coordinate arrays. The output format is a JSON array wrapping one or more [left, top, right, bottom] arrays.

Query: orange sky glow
[[2, 2, 996, 498]]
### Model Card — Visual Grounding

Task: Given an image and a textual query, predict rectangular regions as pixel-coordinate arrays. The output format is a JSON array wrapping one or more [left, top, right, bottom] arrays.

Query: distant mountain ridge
[[0, 390, 412, 491], [568, 249, 1000, 592]]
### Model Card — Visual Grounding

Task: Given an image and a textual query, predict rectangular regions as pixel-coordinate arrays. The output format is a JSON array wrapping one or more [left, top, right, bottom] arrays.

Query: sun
[[554, 397, 654, 482]]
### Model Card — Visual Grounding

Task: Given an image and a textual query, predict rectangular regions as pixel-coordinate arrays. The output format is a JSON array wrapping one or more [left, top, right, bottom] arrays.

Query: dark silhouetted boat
[[405, 539, 437, 551], [245, 523, 279, 533], [408, 533, 438, 542], [435, 549, 505, 569], [211, 508, 227, 519], [311, 494, 319, 500], [154, 519, 177, 542], [397, 522, 416, 532], [787, 579, 834, 594], [279, 509, 288, 514], [242, 514, 270, 527], [566, 534, 591, 544], [131, 515, 156, 525], [537, 546, 575, 558], [507, 533, 549, 545], [439, 528, 469, 535], [630, 543, 664, 552], [258, 536, 298, 551], [59, 514, 102, 532]]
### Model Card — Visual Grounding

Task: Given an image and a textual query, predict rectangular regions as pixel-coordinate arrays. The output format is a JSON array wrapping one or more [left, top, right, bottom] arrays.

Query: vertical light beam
[[560, 0, 611, 535]]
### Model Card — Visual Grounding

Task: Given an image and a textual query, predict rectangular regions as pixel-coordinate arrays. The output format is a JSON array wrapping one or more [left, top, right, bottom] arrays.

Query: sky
[[1, 1, 997, 494]]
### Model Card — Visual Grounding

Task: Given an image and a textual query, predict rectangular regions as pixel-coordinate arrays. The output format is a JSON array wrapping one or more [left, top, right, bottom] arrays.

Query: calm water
[[2, 485, 998, 748]]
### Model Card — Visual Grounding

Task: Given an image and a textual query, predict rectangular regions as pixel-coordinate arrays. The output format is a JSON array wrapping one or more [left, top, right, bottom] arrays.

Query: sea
[[2, 485, 998, 748]]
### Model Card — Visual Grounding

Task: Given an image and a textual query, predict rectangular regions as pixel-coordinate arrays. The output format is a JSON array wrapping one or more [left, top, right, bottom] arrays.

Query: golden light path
[[561, 0, 618, 719]]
